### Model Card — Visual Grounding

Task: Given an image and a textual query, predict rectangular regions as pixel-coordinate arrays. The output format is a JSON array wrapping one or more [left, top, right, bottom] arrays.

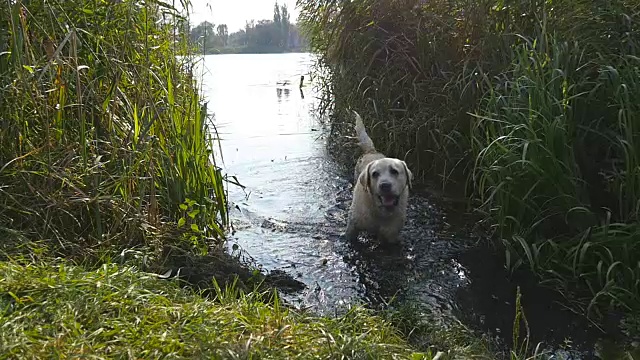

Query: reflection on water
[[200, 53, 364, 312], [200, 53, 613, 358]]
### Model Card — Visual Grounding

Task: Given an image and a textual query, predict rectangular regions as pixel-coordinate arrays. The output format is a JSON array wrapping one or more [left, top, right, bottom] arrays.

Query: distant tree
[[190, 21, 214, 42], [245, 20, 256, 46], [253, 20, 279, 46], [287, 24, 307, 49], [216, 24, 229, 46], [228, 28, 246, 47], [270, 1, 290, 49], [190, 21, 216, 52], [188, 4, 307, 54], [280, 4, 290, 49], [273, 1, 281, 25]]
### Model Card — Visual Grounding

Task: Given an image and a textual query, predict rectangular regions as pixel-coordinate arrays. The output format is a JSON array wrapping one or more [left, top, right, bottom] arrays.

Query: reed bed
[[0, 0, 227, 264], [298, 0, 640, 319]]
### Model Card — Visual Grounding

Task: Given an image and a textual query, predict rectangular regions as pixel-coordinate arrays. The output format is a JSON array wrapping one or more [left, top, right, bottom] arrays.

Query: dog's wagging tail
[[353, 110, 376, 154]]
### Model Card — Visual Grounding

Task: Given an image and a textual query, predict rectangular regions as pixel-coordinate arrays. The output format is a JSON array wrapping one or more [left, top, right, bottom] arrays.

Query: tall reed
[[0, 0, 227, 263], [299, 0, 640, 317]]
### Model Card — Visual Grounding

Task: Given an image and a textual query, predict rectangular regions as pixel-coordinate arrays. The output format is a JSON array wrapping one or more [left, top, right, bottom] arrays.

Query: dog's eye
[[371, 171, 380, 178], [390, 168, 399, 176]]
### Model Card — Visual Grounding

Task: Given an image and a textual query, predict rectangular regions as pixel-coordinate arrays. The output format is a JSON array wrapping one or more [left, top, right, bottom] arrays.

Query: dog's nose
[[379, 182, 392, 192]]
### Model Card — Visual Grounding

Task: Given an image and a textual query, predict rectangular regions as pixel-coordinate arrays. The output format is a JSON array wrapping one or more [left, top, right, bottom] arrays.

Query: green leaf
[[179, 203, 188, 211], [177, 218, 186, 228], [188, 209, 200, 219], [191, 224, 199, 232]]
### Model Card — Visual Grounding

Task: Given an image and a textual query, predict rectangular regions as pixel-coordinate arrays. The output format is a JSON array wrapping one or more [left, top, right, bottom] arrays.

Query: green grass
[[298, 0, 640, 325], [0, 261, 432, 359]]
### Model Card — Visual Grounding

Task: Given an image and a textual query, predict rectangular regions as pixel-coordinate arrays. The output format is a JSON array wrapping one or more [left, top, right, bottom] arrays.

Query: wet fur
[[345, 111, 413, 244]]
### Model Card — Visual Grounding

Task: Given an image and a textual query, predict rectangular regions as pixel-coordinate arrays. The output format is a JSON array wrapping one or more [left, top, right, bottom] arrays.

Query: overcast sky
[[185, 0, 300, 32]]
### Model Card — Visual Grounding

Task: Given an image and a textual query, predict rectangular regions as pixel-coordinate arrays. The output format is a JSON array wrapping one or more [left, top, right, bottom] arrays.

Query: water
[[199, 53, 615, 358]]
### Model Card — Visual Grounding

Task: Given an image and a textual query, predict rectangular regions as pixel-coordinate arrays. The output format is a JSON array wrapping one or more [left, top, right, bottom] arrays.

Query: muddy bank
[[150, 244, 306, 296]]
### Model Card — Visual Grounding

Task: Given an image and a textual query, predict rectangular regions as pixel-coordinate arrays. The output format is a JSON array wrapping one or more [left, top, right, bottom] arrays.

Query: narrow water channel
[[200, 53, 614, 359]]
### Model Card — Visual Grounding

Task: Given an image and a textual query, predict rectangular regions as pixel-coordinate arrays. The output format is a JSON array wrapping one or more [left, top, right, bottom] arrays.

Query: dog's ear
[[402, 161, 413, 190], [359, 162, 373, 192]]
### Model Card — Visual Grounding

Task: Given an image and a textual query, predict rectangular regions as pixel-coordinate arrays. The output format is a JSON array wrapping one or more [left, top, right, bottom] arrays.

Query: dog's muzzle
[[378, 194, 399, 210], [377, 182, 399, 210]]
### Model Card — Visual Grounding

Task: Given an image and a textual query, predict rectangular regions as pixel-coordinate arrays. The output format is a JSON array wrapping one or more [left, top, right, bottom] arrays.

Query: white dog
[[345, 111, 413, 244]]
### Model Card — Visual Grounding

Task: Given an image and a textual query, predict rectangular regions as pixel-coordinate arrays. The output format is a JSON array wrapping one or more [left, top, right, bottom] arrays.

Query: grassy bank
[[298, 0, 640, 326], [0, 261, 430, 359]]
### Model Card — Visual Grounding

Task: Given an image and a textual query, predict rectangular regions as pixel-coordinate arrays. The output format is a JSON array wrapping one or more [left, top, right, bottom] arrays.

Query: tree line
[[189, 2, 307, 54]]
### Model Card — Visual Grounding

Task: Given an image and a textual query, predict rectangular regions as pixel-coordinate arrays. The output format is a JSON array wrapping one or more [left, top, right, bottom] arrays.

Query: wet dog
[[345, 111, 413, 244]]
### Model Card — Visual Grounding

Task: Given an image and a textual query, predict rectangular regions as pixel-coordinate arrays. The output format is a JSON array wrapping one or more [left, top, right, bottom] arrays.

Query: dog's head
[[359, 158, 413, 210]]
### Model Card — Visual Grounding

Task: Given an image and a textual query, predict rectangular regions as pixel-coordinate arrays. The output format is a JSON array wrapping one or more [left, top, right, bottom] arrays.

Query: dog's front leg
[[344, 213, 359, 241]]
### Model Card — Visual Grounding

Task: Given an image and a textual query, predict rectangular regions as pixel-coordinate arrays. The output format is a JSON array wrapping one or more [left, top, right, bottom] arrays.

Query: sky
[[185, 0, 300, 32]]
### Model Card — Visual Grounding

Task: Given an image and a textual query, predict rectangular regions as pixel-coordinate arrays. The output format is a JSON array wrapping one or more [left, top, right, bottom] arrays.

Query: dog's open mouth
[[378, 194, 399, 209]]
